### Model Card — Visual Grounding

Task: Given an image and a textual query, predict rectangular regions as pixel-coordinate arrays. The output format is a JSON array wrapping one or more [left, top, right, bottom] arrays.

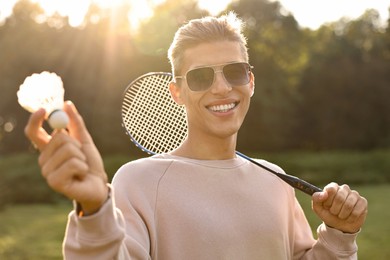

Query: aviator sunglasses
[[175, 62, 253, 92]]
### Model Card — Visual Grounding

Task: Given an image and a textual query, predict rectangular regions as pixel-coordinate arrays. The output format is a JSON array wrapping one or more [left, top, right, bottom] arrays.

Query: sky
[[274, 0, 389, 29], [0, 0, 389, 29]]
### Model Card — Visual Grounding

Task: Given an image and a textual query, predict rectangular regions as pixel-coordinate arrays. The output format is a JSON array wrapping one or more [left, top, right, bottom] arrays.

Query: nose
[[210, 70, 232, 95]]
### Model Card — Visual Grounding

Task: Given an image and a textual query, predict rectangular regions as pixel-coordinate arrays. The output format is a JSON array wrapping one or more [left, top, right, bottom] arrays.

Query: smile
[[208, 102, 237, 113]]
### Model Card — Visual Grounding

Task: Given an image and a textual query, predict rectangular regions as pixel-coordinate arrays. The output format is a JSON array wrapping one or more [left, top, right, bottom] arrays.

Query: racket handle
[[275, 173, 322, 196], [236, 151, 322, 196]]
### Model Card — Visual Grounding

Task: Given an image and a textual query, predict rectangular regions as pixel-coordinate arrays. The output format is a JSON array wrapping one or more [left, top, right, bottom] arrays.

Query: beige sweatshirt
[[64, 154, 358, 259]]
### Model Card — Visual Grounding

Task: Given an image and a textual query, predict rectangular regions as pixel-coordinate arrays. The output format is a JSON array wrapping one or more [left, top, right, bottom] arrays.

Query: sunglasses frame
[[175, 62, 253, 92]]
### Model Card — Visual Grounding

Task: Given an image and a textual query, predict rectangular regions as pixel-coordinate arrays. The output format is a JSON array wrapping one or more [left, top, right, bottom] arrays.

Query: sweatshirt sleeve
[[293, 197, 359, 259], [63, 186, 151, 260], [304, 224, 359, 259]]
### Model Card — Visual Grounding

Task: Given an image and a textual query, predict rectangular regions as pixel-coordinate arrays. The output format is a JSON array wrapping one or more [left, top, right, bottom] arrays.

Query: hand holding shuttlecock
[[17, 71, 69, 129]]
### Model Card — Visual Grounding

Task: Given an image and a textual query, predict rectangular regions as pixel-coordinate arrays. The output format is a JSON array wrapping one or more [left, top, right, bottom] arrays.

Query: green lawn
[[0, 184, 388, 259], [0, 203, 71, 259]]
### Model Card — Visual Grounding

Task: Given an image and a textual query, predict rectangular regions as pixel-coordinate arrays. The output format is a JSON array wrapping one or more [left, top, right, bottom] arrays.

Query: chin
[[210, 126, 240, 139]]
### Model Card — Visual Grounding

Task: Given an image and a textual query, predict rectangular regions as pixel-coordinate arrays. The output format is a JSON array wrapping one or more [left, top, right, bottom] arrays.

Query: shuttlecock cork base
[[48, 109, 69, 129], [17, 71, 69, 129]]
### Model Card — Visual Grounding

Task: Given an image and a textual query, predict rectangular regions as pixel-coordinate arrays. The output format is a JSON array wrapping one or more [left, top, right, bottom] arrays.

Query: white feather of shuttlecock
[[17, 71, 69, 129]]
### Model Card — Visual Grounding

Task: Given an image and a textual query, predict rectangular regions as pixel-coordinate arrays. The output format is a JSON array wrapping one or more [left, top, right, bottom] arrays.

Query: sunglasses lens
[[223, 63, 250, 86], [186, 67, 214, 91], [184, 63, 251, 91]]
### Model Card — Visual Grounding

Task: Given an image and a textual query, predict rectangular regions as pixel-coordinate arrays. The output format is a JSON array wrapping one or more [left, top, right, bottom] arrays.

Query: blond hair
[[168, 12, 248, 77]]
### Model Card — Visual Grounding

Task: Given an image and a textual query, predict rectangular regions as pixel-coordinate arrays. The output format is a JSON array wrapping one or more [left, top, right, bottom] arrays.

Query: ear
[[249, 72, 255, 97], [169, 81, 184, 105]]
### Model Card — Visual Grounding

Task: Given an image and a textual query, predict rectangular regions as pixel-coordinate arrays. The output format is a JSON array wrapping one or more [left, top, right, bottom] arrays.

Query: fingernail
[[317, 192, 325, 200]]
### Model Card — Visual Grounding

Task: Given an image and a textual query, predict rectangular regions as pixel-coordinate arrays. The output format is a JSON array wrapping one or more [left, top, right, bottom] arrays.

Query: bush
[[0, 153, 62, 209], [0, 153, 132, 209], [1, 150, 389, 209], [255, 149, 390, 187]]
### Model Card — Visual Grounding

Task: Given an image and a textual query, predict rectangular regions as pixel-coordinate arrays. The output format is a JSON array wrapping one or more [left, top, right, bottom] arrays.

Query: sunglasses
[[175, 62, 253, 92]]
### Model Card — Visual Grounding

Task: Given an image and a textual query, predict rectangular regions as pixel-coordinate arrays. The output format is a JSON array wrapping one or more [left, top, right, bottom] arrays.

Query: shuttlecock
[[17, 71, 69, 129]]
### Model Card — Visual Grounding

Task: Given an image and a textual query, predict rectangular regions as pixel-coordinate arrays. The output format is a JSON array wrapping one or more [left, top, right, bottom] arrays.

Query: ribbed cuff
[[72, 185, 125, 243], [317, 223, 359, 254]]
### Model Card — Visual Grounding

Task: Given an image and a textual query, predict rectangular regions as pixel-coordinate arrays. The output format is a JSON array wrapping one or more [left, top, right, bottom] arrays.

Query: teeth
[[209, 103, 236, 112]]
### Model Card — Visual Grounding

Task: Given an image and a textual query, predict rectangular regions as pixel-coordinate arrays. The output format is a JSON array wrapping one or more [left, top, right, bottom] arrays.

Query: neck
[[171, 134, 237, 160]]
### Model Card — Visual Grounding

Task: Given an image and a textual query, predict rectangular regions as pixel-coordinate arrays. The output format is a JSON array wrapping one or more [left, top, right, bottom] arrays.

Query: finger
[[64, 100, 107, 184], [338, 190, 359, 219], [312, 190, 328, 204], [45, 157, 89, 194], [38, 131, 82, 168], [40, 137, 86, 179], [24, 108, 51, 151], [64, 101, 93, 144], [347, 196, 368, 223], [322, 182, 339, 209], [329, 184, 351, 216]]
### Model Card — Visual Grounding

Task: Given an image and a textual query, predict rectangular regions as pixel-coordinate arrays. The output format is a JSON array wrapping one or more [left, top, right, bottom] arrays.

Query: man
[[25, 13, 367, 259]]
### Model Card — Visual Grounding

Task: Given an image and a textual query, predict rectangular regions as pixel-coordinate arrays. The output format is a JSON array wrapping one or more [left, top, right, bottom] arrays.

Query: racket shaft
[[236, 151, 322, 195], [274, 173, 322, 195]]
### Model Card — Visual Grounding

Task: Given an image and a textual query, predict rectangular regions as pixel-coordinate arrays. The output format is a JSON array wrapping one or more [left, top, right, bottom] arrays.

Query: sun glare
[[2, 0, 231, 29], [27, 0, 169, 29], [93, 0, 124, 9], [30, 0, 89, 27], [2, 0, 387, 30], [273, 0, 390, 29], [198, 0, 232, 15]]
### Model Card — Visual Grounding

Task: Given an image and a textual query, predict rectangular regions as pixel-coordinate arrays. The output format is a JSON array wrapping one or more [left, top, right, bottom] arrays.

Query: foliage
[[256, 149, 390, 186], [0, 0, 389, 155], [0, 152, 131, 209], [296, 10, 390, 150], [134, 0, 208, 57], [1, 150, 389, 209], [229, 0, 309, 150], [0, 152, 63, 210]]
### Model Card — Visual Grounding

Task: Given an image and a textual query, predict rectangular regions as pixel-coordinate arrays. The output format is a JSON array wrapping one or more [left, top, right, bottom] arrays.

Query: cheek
[[181, 90, 202, 108], [240, 92, 253, 115]]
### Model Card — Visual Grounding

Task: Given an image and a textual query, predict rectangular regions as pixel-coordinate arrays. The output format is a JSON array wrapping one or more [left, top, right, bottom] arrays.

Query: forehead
[[181, 41, 245, 72]]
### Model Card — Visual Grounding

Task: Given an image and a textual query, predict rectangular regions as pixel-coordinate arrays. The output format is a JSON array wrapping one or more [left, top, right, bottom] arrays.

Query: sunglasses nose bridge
[[212, 68, 230, 86], [209, 68, 233, 93]]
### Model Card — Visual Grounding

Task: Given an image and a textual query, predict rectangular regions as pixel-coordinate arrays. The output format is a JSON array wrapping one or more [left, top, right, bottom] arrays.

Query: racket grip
[[278, 174, 322, 196]]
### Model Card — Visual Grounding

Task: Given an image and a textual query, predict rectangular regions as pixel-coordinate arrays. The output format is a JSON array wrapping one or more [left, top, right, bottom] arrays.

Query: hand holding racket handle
[[236, 151, 322, 195]]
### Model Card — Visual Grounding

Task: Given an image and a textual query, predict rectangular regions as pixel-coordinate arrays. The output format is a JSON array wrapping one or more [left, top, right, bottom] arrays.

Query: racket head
[[121, 72, 188, 155]]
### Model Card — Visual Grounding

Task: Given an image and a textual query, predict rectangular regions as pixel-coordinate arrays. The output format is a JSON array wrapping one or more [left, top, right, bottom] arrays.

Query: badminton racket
[[121, 72, 321, 195]]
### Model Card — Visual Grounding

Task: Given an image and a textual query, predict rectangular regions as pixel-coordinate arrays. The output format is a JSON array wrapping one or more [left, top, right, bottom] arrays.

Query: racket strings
[[122, 73, 187, 154]]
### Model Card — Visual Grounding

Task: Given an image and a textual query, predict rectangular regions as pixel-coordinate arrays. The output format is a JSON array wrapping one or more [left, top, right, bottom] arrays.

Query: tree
[[133, 0, 208, 62], [296, 9, 390, 150], [226, 0, 308, 151]]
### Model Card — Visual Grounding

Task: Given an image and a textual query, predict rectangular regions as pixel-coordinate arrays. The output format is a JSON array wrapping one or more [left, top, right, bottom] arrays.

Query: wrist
[[77, 185, 110, 217]]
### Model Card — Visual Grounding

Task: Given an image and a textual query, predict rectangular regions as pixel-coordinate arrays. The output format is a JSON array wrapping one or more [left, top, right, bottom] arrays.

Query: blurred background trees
[[1, 0, 389, 155]]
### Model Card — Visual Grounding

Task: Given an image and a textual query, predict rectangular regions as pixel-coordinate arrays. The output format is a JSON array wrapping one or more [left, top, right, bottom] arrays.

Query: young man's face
[[171, 40, 254, 141]]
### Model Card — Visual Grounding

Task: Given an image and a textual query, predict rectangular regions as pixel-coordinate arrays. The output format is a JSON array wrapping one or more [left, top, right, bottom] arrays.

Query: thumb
[[312, 190, 328, 206], [24, 108, 51, 152], [312, 191, 329, 219], [64, 101, 107, 182], [64, 101, 92, 144]]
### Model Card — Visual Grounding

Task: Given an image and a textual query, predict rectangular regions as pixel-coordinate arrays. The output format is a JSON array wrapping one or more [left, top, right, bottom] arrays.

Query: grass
[[0, 185, 388, 259], [0, 203, 71, 259]]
